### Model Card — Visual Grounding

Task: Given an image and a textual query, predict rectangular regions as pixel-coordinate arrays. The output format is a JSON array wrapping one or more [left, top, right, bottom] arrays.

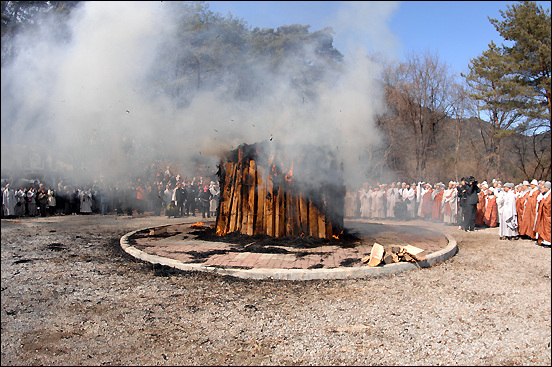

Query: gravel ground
[[1, 214, 550, 366]]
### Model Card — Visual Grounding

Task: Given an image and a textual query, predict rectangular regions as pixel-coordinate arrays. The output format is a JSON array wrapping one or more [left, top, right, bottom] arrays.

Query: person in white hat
[[497, 183, 519, 240], [534, 181, 551, 247], [519, 179, 540, 239]]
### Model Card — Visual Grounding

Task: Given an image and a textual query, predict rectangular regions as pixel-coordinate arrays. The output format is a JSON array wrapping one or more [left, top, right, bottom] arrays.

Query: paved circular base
[[120, 220, 458, 280]]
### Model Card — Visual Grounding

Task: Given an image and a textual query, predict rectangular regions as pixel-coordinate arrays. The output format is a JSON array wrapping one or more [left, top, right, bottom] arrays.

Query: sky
[[207, 1, 552, 77]]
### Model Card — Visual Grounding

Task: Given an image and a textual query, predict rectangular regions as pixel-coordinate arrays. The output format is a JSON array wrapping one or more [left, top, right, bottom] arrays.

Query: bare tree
[[383, 50, 456, 182]]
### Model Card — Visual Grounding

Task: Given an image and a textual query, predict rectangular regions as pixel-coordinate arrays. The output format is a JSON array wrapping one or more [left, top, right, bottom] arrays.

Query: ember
[[215, 141, 345, 239]]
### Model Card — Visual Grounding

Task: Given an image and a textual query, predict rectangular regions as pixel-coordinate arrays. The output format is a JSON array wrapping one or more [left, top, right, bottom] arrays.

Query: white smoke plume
[[1, 1, 397, 189]]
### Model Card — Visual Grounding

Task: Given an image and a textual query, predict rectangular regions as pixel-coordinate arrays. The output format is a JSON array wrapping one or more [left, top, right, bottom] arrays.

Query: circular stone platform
[[120, 219, 458, 280]]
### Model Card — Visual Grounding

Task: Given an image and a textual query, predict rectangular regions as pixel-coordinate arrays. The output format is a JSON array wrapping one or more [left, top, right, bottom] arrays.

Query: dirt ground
[[1, 214, 550, 366]]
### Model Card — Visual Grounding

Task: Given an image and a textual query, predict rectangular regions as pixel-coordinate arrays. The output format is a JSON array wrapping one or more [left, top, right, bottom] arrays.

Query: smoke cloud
[[1, 1, 397, 189]]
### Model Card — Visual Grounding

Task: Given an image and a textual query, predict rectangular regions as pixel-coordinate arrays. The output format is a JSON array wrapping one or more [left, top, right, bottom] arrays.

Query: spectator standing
[[79, 187, 93, 214], [457, 177, 468, 229], [174, 182, 187, 217], [15, 187, 26, 217], [150, 184, 163, 216], [431, 183, 444, 222], [163, 184, 173, 216], [37, 184, 48, 217], [358, 183, 371, 219], [47, 188, 57, 216], [3, 184, 16, 217], [27, 187, 37, 217], [518, 179, 540, 239], [483, 187, 498, 227], [420, 183, 433, 220], [463, 176, 480, 232], [385, 183, 399, 219], [209, 181, 220, 218], [534, 181, 551, 247], [135, 184, 146, 214], [497, 183, 519, 240], [475, 182, 488, 227], [401, 182, 416, 219], [442, 181, 458, 225], [198, 186, 212, 218]]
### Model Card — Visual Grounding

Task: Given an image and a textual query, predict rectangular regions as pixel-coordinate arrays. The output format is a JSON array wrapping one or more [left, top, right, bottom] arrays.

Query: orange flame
[[284, 161, 294, 182], [191, 222, 204, 228], [332, 231, 343, 240]]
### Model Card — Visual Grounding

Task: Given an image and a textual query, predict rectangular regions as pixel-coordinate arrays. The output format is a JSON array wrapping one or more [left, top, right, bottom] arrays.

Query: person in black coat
[[463, 176, 480, 232], [457, 177, 468, 228], [174, 182, 187, 217], [198, 186, 213, 218]]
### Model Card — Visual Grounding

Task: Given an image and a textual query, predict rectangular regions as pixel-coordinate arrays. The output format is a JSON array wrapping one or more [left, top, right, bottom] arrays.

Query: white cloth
[[358, 188, 371, 218], [3, 187, 16, 216], [79, 190, 92, 213], [163, 189, 174, 207], [209, 185, 220, 212], [386, 188, 399, 218], [497, 189, 518, 237]]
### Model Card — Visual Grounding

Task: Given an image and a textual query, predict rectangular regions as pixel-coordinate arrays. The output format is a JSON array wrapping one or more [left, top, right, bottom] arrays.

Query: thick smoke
[[1, 1, 396, 189]]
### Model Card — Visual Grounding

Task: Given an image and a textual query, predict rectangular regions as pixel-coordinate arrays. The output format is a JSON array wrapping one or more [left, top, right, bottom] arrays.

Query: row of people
[[344, 178, 551, 246], [1, 179, 222, 219]]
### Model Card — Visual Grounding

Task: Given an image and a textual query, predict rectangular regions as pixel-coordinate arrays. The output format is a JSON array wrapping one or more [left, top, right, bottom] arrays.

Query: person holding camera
[[463, 176, 480, 232]]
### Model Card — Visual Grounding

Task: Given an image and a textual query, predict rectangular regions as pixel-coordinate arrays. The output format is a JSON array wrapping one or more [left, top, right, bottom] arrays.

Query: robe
[[432, 189, 444, 221], [15, 189, 26, 217], [534, 191, 551, 246], [401, 188, 416, 218], [3, 187, 16, 216], [475, 190, 487, 226], [79, 190, 93, 213], [358, 189, 371, 218], [209, 185, 220, 212], [515, 190, 528, 221], [483, 194, 498, 227], [372, 190, 385, 218], [344, 190, 356, 217], [519, 188, 539, 239], [497, 190, 519, 237], [420, 190, 433, 219], [442, 188, 458, 224], [385, 188, 399, 218]]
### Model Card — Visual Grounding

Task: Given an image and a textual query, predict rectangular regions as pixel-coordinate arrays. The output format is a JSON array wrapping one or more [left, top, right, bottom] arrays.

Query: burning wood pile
[[215, 142, 345, 239]]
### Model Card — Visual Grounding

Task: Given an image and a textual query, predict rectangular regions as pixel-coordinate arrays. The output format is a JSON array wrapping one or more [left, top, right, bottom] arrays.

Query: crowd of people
[[345, 177, 551, 247], [3, 170, 550, 247], [1, 165, 221, 221]]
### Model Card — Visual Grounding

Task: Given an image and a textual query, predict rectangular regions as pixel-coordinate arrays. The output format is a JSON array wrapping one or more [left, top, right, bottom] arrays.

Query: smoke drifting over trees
[[1, 1, 391, 188]]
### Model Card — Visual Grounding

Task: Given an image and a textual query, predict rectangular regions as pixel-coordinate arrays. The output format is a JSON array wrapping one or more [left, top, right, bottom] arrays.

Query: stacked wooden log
[[215, 142, 345, 239], [361, 243, 427, 266]]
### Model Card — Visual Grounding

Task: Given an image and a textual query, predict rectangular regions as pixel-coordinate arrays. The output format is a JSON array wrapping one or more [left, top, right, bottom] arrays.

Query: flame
[[284, 161, 294, 182], [332, 231, 343, 240], [191, 221, 204, 228]]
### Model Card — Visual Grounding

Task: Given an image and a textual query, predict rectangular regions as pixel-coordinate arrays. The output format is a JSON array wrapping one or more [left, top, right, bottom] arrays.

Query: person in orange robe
[[483, 188, 498, 227], [519, 180, 540, 239], [475, 182, 488, 227], [534, 181, 551, 247], [420, 183, 433, 219], [516, 182, 529, 220], [431, 183, 444, 222]]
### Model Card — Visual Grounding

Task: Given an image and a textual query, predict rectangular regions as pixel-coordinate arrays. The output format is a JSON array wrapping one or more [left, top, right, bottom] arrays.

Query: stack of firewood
[[215, 142, 345, 239], [362, 243, 427, 267]]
